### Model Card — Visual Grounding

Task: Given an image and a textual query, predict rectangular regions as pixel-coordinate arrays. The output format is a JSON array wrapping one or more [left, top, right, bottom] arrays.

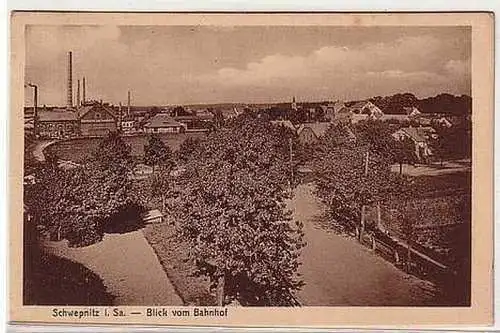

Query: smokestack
[[76, 79, 80, 108], [127, 90, 131, 117], [82, 76, 86, 104], [67, 51, 73, 108]]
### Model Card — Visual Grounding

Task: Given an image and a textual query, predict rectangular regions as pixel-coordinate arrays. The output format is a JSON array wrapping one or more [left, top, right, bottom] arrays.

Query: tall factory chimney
[[127, 90, 131, 117], [76, 79, 81, 108], [67, 51, 73, 108], [82, 76, 86, 104]]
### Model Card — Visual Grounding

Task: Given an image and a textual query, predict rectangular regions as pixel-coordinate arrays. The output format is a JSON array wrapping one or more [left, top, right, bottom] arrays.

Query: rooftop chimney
[[67, 51, 73, 108], [82, 76, 86, 105]]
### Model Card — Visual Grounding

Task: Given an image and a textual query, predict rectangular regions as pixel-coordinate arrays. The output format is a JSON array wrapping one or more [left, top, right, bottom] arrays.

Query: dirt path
[[292, 183, 436, 306], [32, 140, 56, 162], [43, 230, 183, 306]]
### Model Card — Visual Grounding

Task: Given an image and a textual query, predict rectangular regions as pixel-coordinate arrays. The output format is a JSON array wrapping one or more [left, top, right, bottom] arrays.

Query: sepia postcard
[[9, 12, 494, 328]]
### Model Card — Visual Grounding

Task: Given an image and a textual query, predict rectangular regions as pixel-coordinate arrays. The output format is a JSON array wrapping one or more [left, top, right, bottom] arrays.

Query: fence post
[[371, 234, 376, 251], [394, 250, 400, 265], [359, 205, 366, 242]]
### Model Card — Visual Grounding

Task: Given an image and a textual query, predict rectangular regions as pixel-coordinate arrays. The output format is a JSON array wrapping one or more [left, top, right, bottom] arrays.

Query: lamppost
[[25, 83, 38, 136]]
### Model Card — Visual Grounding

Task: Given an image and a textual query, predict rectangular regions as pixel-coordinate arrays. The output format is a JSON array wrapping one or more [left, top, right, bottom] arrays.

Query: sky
[[24, 25, 471, 106]]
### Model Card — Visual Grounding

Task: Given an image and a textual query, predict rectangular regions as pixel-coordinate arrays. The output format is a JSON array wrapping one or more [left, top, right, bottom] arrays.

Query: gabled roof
[[350, 101, 372, 111], [38, 109, 78, 121], [348, 101, 384, 117], [144, 114, 186, 128], [297, 122, 331, 138], [78, 104, 117, 119], [398, 126, 436, 142], [403, 106, 422, 116]]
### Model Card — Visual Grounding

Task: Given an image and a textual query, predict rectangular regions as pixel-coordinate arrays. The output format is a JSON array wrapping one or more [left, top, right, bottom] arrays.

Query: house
[[434, 117, 453, 128], [143, 114, 187, 134], [322, 100, 346, 121], [173, 113, 214, 130], [379, 114, 410, 123], [78, 103, 118, 137], [332, 101, 384, 124], [403, 106, 422, 118], [36, 109, 79, 138], [216, 107, 240, 120], [392, 126, 438, 161], [348, 101, 384, 119], [296, 122, 331, 144]]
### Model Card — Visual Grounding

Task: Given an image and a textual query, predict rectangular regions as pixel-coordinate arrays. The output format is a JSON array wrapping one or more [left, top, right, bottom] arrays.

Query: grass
[[143, 221, 216, 306], [375, 171, 471, 268], [46, 132, 207, 163]]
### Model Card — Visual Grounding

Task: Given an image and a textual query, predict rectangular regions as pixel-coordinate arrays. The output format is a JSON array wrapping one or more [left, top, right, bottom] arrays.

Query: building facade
[[37, 109, 79, 138], [79, 104, 118, 137], [144, 114, 187, 134], [35, 102, 118, 139]]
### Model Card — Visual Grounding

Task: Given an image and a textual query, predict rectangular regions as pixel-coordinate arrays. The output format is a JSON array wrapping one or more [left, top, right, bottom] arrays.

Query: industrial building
[[34, 51, 118, 139]]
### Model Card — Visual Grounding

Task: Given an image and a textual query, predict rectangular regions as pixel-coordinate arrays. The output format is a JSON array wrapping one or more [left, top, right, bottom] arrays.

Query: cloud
[[194, 35, 470, 101], [24, 27, 471, 105]]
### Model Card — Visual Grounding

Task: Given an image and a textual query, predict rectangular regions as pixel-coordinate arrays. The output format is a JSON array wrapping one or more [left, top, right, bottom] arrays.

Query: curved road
[[32, 140, 56, 162], [292, 183, 436, 306]]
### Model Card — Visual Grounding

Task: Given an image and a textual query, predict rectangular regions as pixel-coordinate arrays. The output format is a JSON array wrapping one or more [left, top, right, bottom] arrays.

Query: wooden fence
[[357, 224, 453, 280]]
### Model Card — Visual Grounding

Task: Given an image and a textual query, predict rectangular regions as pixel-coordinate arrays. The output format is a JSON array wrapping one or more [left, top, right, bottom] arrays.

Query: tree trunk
[[216, 272, 226, 306]]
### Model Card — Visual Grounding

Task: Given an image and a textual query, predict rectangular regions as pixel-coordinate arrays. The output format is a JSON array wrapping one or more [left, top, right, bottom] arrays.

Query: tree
[[393, 136, 418, 173], [313, 120, 408, 233], [314, 142, 394, 234], [144, 134, 174, 173], [174, 116, 305, 305], [91, 131, 133, 174], [176, 137, 201, 164], [24, 132, 144, 247]]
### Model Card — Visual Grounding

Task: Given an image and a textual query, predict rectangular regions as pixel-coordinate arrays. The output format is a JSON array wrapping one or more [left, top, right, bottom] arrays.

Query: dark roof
[[297, 122, 331, 138], [144, 114, 185, 128], [78, 104, 117, 119], [121, 115, 135, 121], [38, 109, 78, 121]]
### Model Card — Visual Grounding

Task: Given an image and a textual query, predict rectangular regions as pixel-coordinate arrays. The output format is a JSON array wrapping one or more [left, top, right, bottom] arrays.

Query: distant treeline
[[368, 93, 472, 116]]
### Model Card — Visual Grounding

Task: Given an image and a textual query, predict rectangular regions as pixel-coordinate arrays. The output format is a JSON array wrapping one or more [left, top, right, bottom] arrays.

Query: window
[[95, 112, 101, 119]]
